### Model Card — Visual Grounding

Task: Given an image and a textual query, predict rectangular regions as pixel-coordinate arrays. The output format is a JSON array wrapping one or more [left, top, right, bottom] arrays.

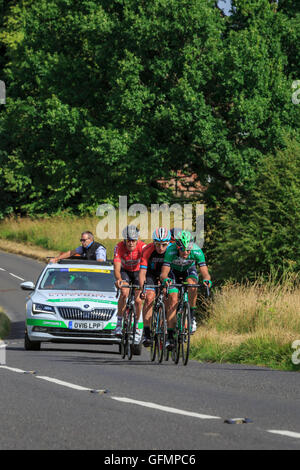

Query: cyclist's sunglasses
[[80, 238, 90, 242], [178, 245, 192, 252], [154, 242, 169, 247]]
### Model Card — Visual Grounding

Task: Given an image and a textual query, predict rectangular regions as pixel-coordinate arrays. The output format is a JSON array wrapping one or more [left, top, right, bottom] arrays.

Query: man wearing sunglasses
[[139, 227, 171, 347], [49, 231, 106, 263], [160, 230, 211, 345]]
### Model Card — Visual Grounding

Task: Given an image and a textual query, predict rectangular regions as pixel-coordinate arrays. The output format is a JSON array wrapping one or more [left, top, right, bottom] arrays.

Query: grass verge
[[0, 308, 10, 339], [0, 216, 299, 371], [191, 276, 300, 371]]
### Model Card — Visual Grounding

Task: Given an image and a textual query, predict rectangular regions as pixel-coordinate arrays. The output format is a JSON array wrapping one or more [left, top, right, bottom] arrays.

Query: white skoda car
[[21, 259, 142, 354]]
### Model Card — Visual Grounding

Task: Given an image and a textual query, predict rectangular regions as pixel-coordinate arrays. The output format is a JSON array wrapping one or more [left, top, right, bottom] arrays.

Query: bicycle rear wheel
[[156, 304, 166, 363], [181, 303, 191, 365]]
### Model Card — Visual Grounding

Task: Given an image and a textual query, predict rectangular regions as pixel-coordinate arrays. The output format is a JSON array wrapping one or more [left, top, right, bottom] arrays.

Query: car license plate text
[[68, 321, 104, 330]]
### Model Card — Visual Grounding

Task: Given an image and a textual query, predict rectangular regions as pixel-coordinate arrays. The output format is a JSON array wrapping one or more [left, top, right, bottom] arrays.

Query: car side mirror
[[20, 281, 35, 291]]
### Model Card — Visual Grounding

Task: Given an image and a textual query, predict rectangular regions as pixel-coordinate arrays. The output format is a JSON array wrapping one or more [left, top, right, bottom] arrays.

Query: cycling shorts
[[168, 266, 199, 293], [120, 268, 140, 286]]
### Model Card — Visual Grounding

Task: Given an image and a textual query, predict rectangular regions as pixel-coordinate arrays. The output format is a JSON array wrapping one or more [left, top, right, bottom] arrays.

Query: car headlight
[[32, 303, 55, 314]]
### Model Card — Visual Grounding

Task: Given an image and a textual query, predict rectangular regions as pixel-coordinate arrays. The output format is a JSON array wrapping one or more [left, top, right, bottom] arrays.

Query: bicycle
[[144, 284, 168, 363], [117, 284, 140, 360], [165, 282, 206, 366]]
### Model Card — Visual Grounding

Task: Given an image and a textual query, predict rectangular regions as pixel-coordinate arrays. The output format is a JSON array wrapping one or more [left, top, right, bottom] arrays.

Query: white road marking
[[0, 365, 27, 374], [1, 366, 300, 440], [111, 396, 221, 420], [35, 375, 92, 391], [0, 268, 6, 271], [9, 272, 25, 281], [268, 430, 300, 439]]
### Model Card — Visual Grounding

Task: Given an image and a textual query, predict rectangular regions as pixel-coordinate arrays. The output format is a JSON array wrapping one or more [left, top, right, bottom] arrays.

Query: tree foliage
[[207, 138, 300, 281], [0, 0, 299, 279]]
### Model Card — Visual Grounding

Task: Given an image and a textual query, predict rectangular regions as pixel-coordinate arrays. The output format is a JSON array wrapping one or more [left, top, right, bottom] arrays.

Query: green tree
[[0, 0, 299, 229], [207, 138, 300, 281]]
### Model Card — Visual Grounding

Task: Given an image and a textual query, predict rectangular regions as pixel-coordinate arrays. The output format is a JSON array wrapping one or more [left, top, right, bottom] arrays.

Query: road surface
[[0, 250, 299, 451]]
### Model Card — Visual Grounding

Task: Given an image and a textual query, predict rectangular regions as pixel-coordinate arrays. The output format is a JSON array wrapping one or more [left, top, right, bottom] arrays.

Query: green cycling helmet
[[175, 230, 194, 251]]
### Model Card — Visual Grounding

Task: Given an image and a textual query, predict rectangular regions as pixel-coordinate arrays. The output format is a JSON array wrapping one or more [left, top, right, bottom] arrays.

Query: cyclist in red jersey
[[114, 225, 146, 338]]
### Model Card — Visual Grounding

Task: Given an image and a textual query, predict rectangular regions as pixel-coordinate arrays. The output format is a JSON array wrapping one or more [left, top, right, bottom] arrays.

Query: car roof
[[45, 259, 114, 270]]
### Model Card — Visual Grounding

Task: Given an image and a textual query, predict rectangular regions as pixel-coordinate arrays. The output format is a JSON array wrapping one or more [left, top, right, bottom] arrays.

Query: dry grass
[[191, 275, 300, 370], [0, 215, 117, 258], [0, 238, 55, 262], [205, 276, 300, 337], [0, 308, 10, 339]]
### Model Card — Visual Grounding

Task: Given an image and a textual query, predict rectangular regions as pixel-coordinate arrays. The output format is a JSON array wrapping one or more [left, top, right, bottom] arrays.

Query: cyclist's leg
[[165, 271, 179, 348], [142, 273, 156, 345], [186, 266, 199, 332], [133, 271, 143, 343], [116, 269, 130, 335]]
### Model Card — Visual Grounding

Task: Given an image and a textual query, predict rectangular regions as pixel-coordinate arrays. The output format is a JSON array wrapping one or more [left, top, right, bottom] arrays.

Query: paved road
[[0, 250, 299, 451]]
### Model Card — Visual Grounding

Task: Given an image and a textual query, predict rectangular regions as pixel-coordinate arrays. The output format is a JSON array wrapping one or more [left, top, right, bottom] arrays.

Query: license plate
[[68, 321, 104, 330]]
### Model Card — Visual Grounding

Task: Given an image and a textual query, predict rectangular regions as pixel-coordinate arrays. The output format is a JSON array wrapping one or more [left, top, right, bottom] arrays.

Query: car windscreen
[[39, 268, 116, 292]]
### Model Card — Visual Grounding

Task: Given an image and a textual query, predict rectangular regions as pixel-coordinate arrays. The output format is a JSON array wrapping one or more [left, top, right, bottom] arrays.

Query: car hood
[[33, 290, 118, 309]]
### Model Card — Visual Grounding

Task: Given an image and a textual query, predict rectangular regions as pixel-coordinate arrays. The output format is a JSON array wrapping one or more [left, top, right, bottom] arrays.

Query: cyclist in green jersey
[[160, 230, 211, 347]]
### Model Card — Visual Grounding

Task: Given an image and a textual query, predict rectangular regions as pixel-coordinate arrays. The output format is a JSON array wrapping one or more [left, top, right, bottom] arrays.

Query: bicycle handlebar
[[115, 283, 140, 297]]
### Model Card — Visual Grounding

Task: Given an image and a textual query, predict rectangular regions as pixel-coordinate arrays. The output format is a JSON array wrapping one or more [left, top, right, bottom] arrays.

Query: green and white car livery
[[21, 259, 142, 352]]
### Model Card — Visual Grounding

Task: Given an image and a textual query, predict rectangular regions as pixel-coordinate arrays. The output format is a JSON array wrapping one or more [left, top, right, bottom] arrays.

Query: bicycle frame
[[169, 283, 203, 365], [117, 283, 139, 360], [144, 284, 168, 363]]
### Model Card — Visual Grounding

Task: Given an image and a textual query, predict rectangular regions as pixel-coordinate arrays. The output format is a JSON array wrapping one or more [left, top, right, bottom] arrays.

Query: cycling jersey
[[113, 240, 146, 272], [163, 242, 206, 273], [140, 242, 169, 277]]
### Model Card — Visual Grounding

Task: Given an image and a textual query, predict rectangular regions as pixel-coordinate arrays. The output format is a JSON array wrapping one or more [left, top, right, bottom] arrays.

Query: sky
[[217, 0, 232, 16]]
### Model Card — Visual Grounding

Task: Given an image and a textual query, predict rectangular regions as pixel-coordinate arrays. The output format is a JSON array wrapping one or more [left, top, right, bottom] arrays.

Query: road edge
[[0, 238, 56, 263], [0, 309, 11, 340]]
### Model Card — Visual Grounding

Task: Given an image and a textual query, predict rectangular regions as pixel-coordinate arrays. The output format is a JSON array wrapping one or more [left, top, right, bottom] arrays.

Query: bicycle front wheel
[[121, 319, 127, 359], [128, 307, 136, 361], [181, 302, 191, 365], [150, 308, 157, 362], [156, 303, 166, 363]]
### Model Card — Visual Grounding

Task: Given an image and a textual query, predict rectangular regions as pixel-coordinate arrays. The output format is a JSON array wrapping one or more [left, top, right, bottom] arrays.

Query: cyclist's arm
[[160, 264, 171, 282], [113, 261, 123, 286], [199, 265, 211, 282], [139, 268, 147, 291]]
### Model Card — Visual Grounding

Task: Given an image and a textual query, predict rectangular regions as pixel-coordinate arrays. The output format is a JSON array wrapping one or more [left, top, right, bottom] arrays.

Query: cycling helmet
[[170, 227, 182, 242], [152, 227, 171, 242], [122, 225, 140, 240], [175, 230, 194, 251]]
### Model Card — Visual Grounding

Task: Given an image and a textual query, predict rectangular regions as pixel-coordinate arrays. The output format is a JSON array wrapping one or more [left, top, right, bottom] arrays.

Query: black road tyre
[[150, 309, 157, 362], [121, 323, 127, 359], [128, 309, 135, 361], [24, 331, 41, 351], [181, 303, 191, 366], [174, 315, 180, 364], [157, 304, 166, 363]]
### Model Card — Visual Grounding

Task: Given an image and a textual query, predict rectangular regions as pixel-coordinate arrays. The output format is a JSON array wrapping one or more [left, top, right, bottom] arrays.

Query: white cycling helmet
[[122, 225, 140, 240]]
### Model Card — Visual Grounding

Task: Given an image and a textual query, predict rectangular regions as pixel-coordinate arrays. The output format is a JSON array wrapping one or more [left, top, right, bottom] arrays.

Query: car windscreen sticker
[[47, 298, 118, 305], [68, 268, 111, 274]]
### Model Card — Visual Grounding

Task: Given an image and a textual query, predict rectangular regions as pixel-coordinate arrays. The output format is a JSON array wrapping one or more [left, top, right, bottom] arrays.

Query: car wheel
[[24, 331, 41, 351]]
